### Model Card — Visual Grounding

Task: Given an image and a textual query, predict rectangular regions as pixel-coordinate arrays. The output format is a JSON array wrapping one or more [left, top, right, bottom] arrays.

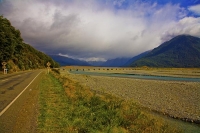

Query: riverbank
[[64, 72, 200, 124]]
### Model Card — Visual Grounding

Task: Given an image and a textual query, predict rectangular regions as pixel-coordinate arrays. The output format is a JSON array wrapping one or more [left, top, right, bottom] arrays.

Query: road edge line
[[0, 71, 43, 117]]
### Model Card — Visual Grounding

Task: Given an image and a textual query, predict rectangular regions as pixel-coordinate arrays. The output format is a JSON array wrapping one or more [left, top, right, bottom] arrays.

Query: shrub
[[52, 68, 60, 74]]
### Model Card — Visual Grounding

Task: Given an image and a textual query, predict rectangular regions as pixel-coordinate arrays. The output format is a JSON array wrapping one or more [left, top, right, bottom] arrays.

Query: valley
[[1, 5, 200, 132]]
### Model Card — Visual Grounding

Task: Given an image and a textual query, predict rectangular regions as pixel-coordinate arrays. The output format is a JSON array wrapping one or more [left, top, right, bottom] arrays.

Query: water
[[150, 112, 200, 133], [70, 71, 200, 82]]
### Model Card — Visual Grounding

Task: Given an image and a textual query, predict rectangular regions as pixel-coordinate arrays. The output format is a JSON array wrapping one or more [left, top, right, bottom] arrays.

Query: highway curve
[[0, 70, 43, 133]]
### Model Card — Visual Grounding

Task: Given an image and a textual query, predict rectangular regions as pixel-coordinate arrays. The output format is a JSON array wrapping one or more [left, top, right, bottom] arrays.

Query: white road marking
[[0, 72, 30, 82], [0, 71, 42, 117]]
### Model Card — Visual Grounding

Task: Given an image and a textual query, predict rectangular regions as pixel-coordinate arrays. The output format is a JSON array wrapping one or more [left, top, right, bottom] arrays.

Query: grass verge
[[37, 72, 182, 133]]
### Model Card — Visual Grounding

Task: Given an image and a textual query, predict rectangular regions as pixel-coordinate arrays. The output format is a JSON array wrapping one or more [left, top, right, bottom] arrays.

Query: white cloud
[[161, 17, 200, 41], [79, 57, 107, 62], [188, 4, 200, 15], [0, 0, 200, 61], [59, 53, 106, 61]]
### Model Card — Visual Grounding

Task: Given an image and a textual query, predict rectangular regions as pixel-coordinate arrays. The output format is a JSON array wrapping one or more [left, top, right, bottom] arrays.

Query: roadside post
[[47, 62, 51, 74], [5, 69, 8, 74], [2, 62, 7, 74]]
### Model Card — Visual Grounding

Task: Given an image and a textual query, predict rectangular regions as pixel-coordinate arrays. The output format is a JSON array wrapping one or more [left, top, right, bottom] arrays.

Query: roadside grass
[[37, 72, 182, 133]]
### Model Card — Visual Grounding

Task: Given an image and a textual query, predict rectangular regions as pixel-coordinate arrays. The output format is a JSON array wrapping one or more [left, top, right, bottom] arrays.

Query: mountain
[[87, 61, 106, 66], [87, 58, 131, 67], [123, 51, 150, 66], [130, 35, 200, 67], [0, 16, 59, 72], [49, 55, 91, 66], [101, 57, 131, 67]]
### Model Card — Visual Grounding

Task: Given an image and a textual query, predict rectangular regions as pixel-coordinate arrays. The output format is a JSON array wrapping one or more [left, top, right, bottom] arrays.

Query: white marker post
[[2, 62, 7, 74], [47, 62, 51, 74]]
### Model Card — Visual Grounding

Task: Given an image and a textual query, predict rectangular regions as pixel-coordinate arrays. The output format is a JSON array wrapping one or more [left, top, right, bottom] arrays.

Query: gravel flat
[[66, 72, 200, 122]]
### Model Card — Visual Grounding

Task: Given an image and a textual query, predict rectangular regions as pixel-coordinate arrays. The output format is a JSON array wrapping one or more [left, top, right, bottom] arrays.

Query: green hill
[[0, 16, 59, 72], [130, 35, 200, 67]]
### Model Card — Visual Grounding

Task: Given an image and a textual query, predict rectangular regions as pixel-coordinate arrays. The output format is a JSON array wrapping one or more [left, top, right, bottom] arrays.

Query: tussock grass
[[51, 68, 60, 74], [37, 72, 182, 133]]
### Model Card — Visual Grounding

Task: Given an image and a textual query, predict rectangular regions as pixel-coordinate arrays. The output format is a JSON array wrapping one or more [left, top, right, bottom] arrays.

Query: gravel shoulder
[[65, 72, 200, 123]]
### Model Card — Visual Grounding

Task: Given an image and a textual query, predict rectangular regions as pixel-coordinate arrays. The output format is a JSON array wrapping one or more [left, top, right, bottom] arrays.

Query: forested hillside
[[130, 35, 200, 67], [0, 16, 59, 72]]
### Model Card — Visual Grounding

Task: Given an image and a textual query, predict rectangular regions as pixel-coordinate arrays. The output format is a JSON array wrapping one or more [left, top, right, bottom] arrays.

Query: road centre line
[[1, 78, 8, 81], [0, 71, 32, 82], [0, 71, 42, 117], [0, 72, 28, 81]]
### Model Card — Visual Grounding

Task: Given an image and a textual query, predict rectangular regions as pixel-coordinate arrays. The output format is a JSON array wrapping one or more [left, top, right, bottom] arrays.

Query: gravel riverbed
[[65, 72, 200, 123]]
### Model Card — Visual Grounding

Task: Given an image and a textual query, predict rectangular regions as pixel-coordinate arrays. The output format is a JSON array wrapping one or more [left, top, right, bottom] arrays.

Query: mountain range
[[50, 35, 200, 68], [102, 58, 131, 67], [49, 55, 131, 67], [88, 58, 131, 67], [49, 55, 91, 66]]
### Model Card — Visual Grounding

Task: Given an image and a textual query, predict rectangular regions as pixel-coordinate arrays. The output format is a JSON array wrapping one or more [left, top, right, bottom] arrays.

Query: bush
[[52, 68, 60, 74]]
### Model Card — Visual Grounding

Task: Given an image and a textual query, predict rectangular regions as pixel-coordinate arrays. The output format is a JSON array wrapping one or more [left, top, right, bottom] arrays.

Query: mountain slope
[[49, 55, 91, 66], [124, 51, 150, 66], [101, 57, 131, 67], [87, 58, 131, 67], [0, 16, 59, 72], [130, 35, 200, 67], [87, 61, 106, 66]]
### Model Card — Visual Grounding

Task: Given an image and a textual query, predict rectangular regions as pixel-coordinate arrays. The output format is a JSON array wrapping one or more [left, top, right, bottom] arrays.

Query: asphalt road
[[0, 70, 43, 133]]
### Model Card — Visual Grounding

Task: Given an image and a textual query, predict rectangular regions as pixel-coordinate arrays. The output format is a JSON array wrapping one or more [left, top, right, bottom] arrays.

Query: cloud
[[58, 53, 106, 62], [188, 4, 200, 15], [161, 17, 200, 41], [0, 0, 200, 61]]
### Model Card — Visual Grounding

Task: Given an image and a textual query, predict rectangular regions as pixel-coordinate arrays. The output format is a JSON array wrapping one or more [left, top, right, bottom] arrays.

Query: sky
[[0, 0, 200, 61]]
